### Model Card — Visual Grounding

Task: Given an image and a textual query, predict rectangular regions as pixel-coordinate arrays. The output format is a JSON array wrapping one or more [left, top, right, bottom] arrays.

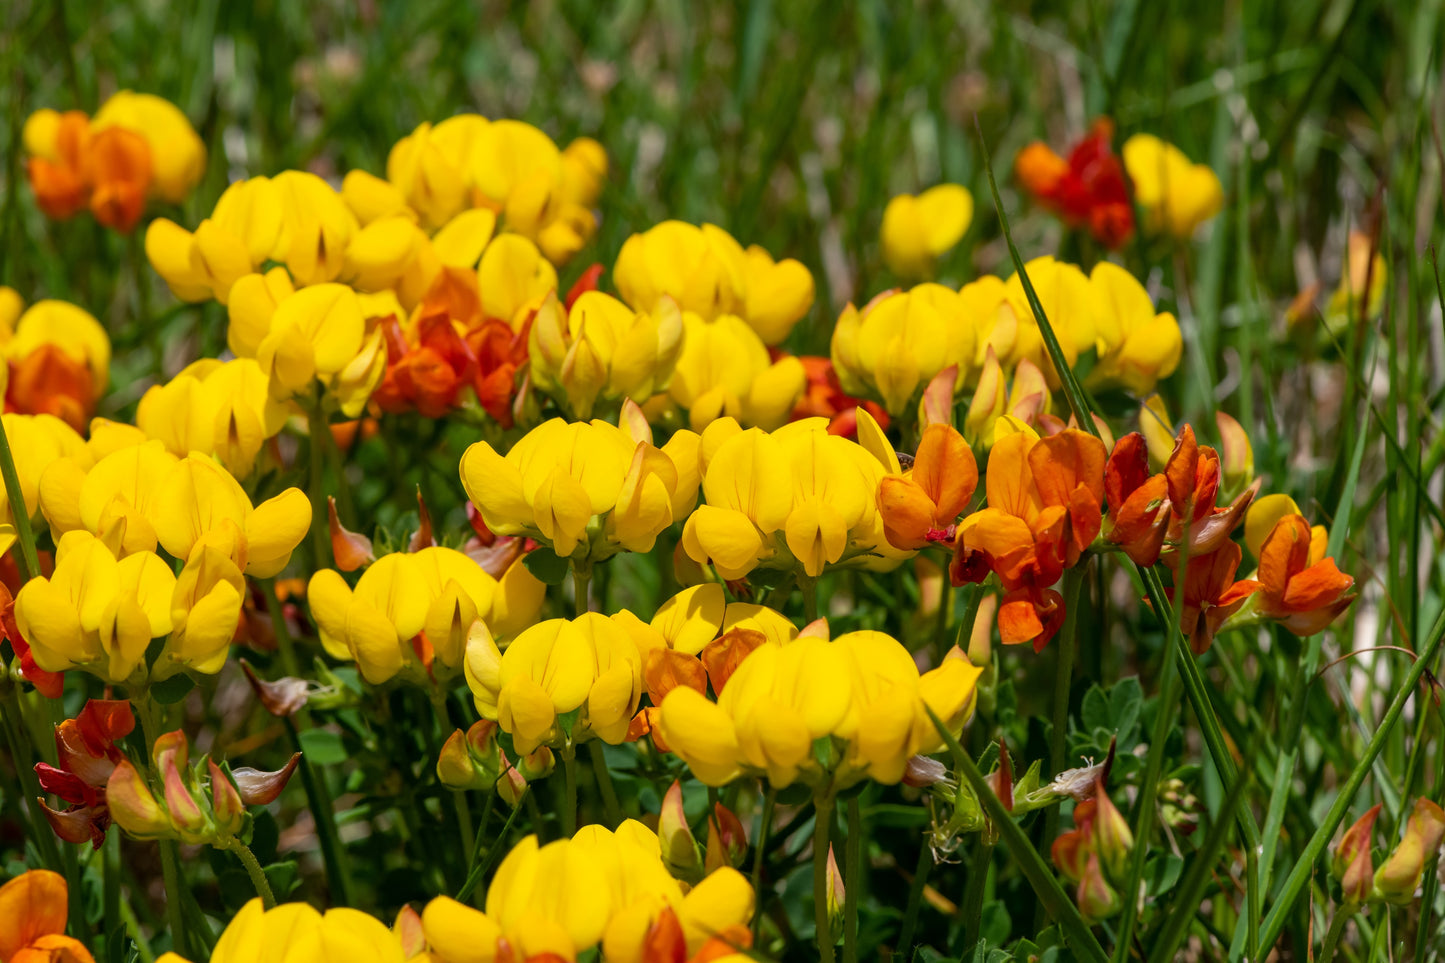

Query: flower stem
[[1038, 563, 1084, 932], [752, 786, 776, 939], [588, 741, 622, 827], [843, 796, 861, 963], [282, 716, 353, 906], [225, 837, 276, 908], [0, 412, 41, 581], [572, 563, 591, 618], [1318, 904, 1353, 963], [801, 575, 819, 623], [813, 793, 836, 963], [561, 744, 579, 836], [960, 837, 995, 952], [897, 838, 932, 955], [305, 402, 331, 569], [157, 840, 191, 958]]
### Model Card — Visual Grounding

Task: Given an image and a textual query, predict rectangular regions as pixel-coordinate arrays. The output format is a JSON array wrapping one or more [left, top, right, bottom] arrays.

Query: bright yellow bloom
[[614, 221, 813, 345], [478, 233, 559, 328], [14, 530, 175, 683], [667, 312, 806, 431], [1087, 261, 1183, 395], [159, 533, 247, 679], [529, 291, 684, 418], [465, 613, 643, 754], [136, 357, 289, 477], [1122, 134, 1223, 240], [880, 184, 973, 280], [1000, 256, 1099, 387], [89, 91, 206, 204], [386, 115, 490, 230], [161, 898, 406, 963], [460, 416, 699, 561], [0, 413, 88, 556], [40, 439, 179, 556], [963, 349, 1051, 446], [308, 546, 543, 685], [831, 284, 975, 417]]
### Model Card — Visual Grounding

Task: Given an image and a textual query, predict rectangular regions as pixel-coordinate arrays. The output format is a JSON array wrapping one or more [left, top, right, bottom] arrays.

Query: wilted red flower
[[1016, 118, 1134, 249], [35, 700, 135, 848]]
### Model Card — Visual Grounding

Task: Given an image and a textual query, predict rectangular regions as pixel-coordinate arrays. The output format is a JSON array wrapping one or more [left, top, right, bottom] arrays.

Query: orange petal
[[0, 870, 70, 959], [1029, 429, 1107, 509], [1280, 558, 1354, 612], [1163, 424, 1198, 511], [1105, 432, 1151, 509], [644, 648, 709, 703], [1257, 514, 1312, 598], [913, 422, 978, 521], [879, 477, 939, 550]]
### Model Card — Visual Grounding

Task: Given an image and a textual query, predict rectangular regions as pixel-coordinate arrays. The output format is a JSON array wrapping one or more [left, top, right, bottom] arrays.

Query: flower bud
[[1076, 852, 1122, 920], [706, 802, 748, 871], [1374, 798, 1445, 904], [231, 753, 301, 806], [515, 745, 555, 782], [902, 755, 949, 788], [161, 753, 209, 844], [660, 779, 702, 878], [986, 741, 1015, 813], [1215, 411, 1253, 498], [825, 842, 845, 942], [209, 759, 245, 837], [328, 496, 374, 571], [1333, 804, 1380, 905], [105, 758, 172, 838], [393, 905, 426, 959], [437, 729, 480, 789], [1091, 779, 1134, 883]]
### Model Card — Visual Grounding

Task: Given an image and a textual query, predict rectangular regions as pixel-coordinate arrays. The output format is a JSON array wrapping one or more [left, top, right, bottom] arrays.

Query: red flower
[[1015, 118, 1134, 249], [788, 355, 890, 438]]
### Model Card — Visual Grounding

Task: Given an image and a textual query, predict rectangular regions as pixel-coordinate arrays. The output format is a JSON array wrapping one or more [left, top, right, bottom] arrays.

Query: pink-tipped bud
[[919, 364, 958, 430], [1091, 779, 1134, 883], [515, 746, 554, 782], [497, 750, 528, 809], [706, 802, 748, 871], [393, 905, 426, 958], [986, 741, 1015, 812], [106, 758, 171, 838], [825, 842, 846, 940], [660, 779, 701, 876], [1333, 804, 1380, 905], [209, 759, 245, 837], [232, 754, 301, 806], [161, 750, 208, 842], [1215, 411, 1254, 496], [1076, 851, 1122, 920]]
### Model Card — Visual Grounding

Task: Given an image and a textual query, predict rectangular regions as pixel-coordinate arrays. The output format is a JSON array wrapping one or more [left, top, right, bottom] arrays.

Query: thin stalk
[[572, 563, 591, 618], [431, 690, 475, 863], [157, 841, 191, 959], [104, 830, 120, 951], [261, 586, 300, 694], [589, 741, 622, 827], [752, 787, 777, 939], [561, 744, 579, 836], [926, 707, 1110, 963], [843, 797, 861, 963], [282, 716, 353, 905], [1258, 605, 1445, 954], [813, 793, 836, 963], [897, 839, 933, 955], [801, 575, 820, 623], [305, 403, 331, 568], [225, 837, 276, 908], [1318, 904, 1352, 963], [0, 692, 62, 871], [455, 788, 529, 904], [1049, 568, 1084, 780], [959, 837, 995, 952], [0, 412, 41, 581]]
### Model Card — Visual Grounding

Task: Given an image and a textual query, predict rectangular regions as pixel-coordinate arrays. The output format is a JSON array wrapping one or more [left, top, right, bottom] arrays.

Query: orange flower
[[25, 112, 91, 221], [1255, 514, 1355, 635], [1167, 542, 1260, 655], [879, 422, 978, 549], [953, 426, 1106, 650], [1161, 425, 1256, 557], [85, 127, 152, 232], [6, 346, 95, 431], [790, 355, 890, 438], [0, 869, 95, 963], [1015, 119, 1134, 249]]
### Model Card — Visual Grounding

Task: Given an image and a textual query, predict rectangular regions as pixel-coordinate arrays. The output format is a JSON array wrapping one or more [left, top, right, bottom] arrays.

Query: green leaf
[[297, 728, 348, 766], [1144, 854, 1184, 897], [151, 674, 196, 705], [523, 548, 571, 585], [263, 859, 300, 899]]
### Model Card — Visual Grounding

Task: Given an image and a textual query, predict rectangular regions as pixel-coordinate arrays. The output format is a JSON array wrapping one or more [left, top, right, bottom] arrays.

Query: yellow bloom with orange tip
[[478, 233, 559, 328], [14, 530, 175, 684], [136, 357, 288, 477], [159, 898, 407, 963], [963, 348, 1051, 446], [1086, 261, 1182, 395], [1, 298, 111, 431], [529, 290, 684, 419], [880, 184, 974, 280], [831, 284, 975, 417], [0, 869, 96, 963], [460, 415, 699, 562], [149, 453, 312, 577], [667, 311, 806, 431], [0, 412, 88, 556], [465, 613, 644, 754], [1122, 134, 1223, 240], [89, 91, 206, 204], [308, 546, 542, 685], [1243, 494, 1328, 563]]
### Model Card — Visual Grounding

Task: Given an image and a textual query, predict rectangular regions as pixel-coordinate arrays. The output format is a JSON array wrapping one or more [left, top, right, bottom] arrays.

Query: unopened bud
[[825, 843, 845, 942], [209, 759, 245, 837], [1076, 851, 1122, 920], [1374, 798, 1445, 904], [986, 741, 1014, 812], [393, 905, 426, 959], [706, 802, 748, 871], [660, 780, 702, 878], [437, 729, 480, 789], [1333, 804, 1380, 905], [1091, 780, 1134, 883], [106, 759, 171, 838], [329, 497, 374, 571], [1215, 411, 1253, 498], [232, 754, 301, 806]]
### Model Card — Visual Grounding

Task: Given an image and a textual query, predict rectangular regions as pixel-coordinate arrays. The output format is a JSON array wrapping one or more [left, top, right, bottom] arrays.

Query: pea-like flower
[[308, 546, 543, 685], [880, 184, 973, 280], [1015, 118, 1133, 249], [1086, 261, 1183, 396], [136, 358, 289, 477], [832, 284, 975, 418], [0, 413, 87, 557], [2, 298, 110, 431], [667, 311, 806, 431], [1122, 134, 1224, 240], [151, 898, 405, 963], [465, 613, 644, 754]]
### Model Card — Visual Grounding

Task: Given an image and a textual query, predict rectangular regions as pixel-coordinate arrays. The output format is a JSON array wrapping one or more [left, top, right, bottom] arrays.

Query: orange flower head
[[879, 422, 978, 549], [790, 354, 890, 437], [1255, 514, 1355, 636], [1016, 119, 1134, 249], [85, 126, 153, 232], [25, 111, 91, 220], [0, 869, 95, 963], [6, 344, 96, 431], [1103, 432, 1170, 566], [1161, 424, 1259, 557], [1167, 542, 1260, 655]]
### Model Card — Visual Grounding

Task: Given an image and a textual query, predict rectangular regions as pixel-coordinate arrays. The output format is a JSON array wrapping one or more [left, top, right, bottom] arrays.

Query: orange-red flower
[[35, 700, 135, 848], [953, 425, 1106, 650], [1015, 119, 1134, 249], [0, 869, 95, 963], [1255, 513, 1355, 635], [25, 111, 91, 221], [1167, 542, 1260, 655], [879, 422, 978, 549], [789, 355, 890, 438]]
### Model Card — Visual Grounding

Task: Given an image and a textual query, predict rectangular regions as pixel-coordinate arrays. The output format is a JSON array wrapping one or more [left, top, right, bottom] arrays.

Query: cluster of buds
[[1333, 798, 1445, 906], [927, 742, 1088, 858], [657, 778, 749, 884], [436, 720, 554, 808], [106, 729, 298, 847], [1051, 776, 1136, 920]]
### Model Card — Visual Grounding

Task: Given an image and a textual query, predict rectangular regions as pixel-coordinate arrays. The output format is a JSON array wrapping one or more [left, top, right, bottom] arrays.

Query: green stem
[[589, 741, 622, 827], [0, 412, 41, 581], [1258, 604, 1445, 954], [456, 787, 529, 904], [262, 580, 301, 679], [898, 838, 932, 955], [801, 575, 819, 623], [572, 563, 591, 618], [282, 717, 353, 906], [752, 786, 776, 940], [157, 841, 191, 958], [430, 691, 475, 865], [843, 797, 861, 963], [561, 744, 579, 836], [226, 837, 276, 908], [960, 837, 995, 952], [0, 691, 62, 871], [1318, 905, 1353, 963], [104, 830, 120, 952], [813, 793, 836, 963], [305, 402, 331, 568]]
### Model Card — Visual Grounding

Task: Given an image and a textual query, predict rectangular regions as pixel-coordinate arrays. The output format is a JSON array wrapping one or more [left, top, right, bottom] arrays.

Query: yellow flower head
[[0, 413, 88, 557], [90, 91, 207, 204], [1086, 261, 1183, 395], [165, 898, 406, 963], [667, 311, 805, 432], [1122, 134, 1223, 240], [460, 415, 700, 562], [136, 358, 289, 476], [880, 184, 974, 281], [308, 546, 544, 685], [529, 290, 684, 419], [465, 613, 643, 754]]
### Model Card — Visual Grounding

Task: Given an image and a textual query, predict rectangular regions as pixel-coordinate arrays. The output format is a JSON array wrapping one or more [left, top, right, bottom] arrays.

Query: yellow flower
[[1000, 256, 1099, 388], [158, 532, 247, 679], [880, 184, 974, 281], [167, 898, 406, 963], [465, 613, 643, 754], [680, 427, 793, 580], [386, 116, 489, 230], [529, 291, 684, 419], [477, 233, 559, 328], [473, 119, 601, 264], [14, 530, 175, 683], [90, 91, 206, 203], [136, 358, 289, 476], [1086, 261, 1183, 395], [667, 311, 805, 431], [561, 136, 609, 209], [614, 221, 811, 345], [460, 416, 699, 561], [0, 413, 88, 556], [40, 439, 178, 556], [1122, 134, 1223, 240], [831, 284, 975, 417], [308, 546, 542, 685]]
